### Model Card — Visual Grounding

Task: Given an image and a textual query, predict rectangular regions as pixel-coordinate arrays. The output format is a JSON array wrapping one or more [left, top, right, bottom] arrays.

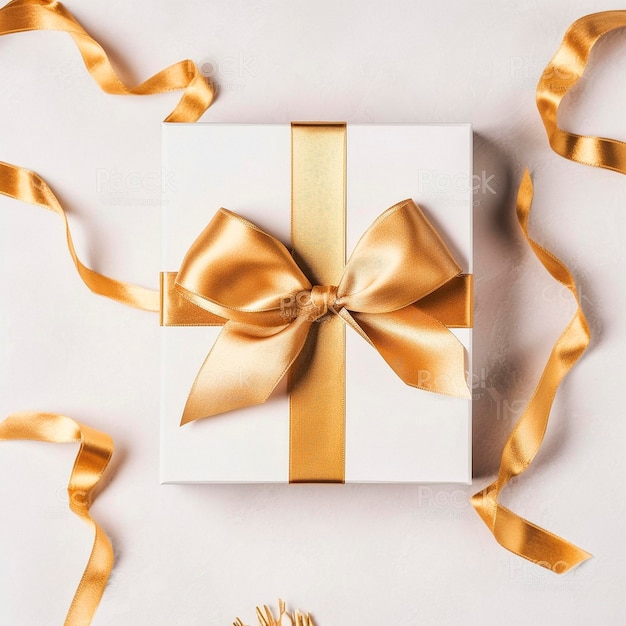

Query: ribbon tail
[[0, 162, 161, 311], [181, 316, 312, 424], [0, 0, 215, 313], [536, 11, 626, 174], [0, 412, 114, 626], [472, 485, 591, 574], [0, 0, 214, 122], [471, 170, 591, 573], [339, 306, 470, 398]]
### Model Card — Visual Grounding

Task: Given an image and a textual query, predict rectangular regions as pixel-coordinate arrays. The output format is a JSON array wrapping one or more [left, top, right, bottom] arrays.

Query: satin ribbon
[[0, 0, 214, 622], [289, 122, 347, 483], [537, 11, 626, 174], [0, 412, 114, 626], [471, 171, 591, 573], [1, 2, 616, 621], [168, 201, 471, 432], [0, 0, 215, 312], [472, 9, 626, 573]]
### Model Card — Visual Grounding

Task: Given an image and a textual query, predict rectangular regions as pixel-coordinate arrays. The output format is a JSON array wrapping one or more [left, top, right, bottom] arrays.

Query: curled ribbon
[[473, 9, 626, 573], [2, 2, 620, 623], [167, 200, 471, 425], [0, 0, 215, 312], [537, 11, 626, 174], [0, 412, 114, 626], [0, 0, 214, 622], [0, 0, 213, 123], [471, 171, 591, 573]]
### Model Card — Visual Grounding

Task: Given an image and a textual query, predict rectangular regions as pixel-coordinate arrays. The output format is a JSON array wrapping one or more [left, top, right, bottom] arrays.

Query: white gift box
[[161, 123, 472, 484]]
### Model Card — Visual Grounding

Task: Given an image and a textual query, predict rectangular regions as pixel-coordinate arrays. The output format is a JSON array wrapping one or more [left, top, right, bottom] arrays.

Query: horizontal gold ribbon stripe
[[289, 122, 347, 483], [161, 271, 473, 329]]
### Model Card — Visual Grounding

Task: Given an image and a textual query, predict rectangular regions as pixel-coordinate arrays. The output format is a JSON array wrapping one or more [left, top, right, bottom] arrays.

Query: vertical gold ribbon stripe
[[290, 123, 346, 483]]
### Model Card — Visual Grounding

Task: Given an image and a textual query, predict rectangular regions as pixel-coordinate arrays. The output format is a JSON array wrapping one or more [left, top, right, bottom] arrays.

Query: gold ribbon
[[471, 171, 591, 573], [0, 0, 215, 312], [289, 122, 347, 483], [537, 11, 626, 174], [0, 412, 114, 626], [473, 9, 626, 573], [2, 0, 615, 617], [0, 0, 214, 622], [170, 202, 472, 423]]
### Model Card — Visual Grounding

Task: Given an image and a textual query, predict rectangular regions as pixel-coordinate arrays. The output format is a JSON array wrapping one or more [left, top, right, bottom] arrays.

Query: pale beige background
[[1, 1, 624, 624]]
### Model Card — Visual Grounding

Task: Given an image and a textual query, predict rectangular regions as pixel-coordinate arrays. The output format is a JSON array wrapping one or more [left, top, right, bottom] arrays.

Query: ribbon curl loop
[[0, 412, 114, 626], [472, 8, 626, 574], [471, 171, 591, 573], [537, 10, 626, 174], [173, 199, 472, 425], [0, 0, 215, 312]]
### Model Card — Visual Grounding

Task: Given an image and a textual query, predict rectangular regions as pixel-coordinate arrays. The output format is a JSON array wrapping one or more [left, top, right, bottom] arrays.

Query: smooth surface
[[1, 0, 625, 624], [161, 124, 472, 484], [289, 123, 347, 484]]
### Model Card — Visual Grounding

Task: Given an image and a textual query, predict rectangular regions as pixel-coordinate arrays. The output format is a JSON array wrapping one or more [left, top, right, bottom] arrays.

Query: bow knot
[[284, 285, 339, 322], [173, 200, 471, 424]]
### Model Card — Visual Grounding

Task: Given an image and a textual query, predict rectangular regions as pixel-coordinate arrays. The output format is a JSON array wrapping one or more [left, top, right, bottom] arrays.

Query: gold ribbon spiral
[[0, 0, 214, 622], [537, 11, 626, 174], [472, 9, 626, 574], [0, 412, 114, 626], [0, 0, 214, 311], [471, 171, 591, 573]]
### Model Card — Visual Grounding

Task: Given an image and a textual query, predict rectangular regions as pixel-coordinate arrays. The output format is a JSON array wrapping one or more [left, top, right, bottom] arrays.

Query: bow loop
[[176, 208, 311, 326], [174, 201, 471, 423], [337, 199, 463, 314]]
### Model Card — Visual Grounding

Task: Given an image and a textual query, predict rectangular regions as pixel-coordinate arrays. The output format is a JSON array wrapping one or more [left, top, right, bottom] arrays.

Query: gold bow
[[162, 199, 472, 425], [1, 2, 616, 623]]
